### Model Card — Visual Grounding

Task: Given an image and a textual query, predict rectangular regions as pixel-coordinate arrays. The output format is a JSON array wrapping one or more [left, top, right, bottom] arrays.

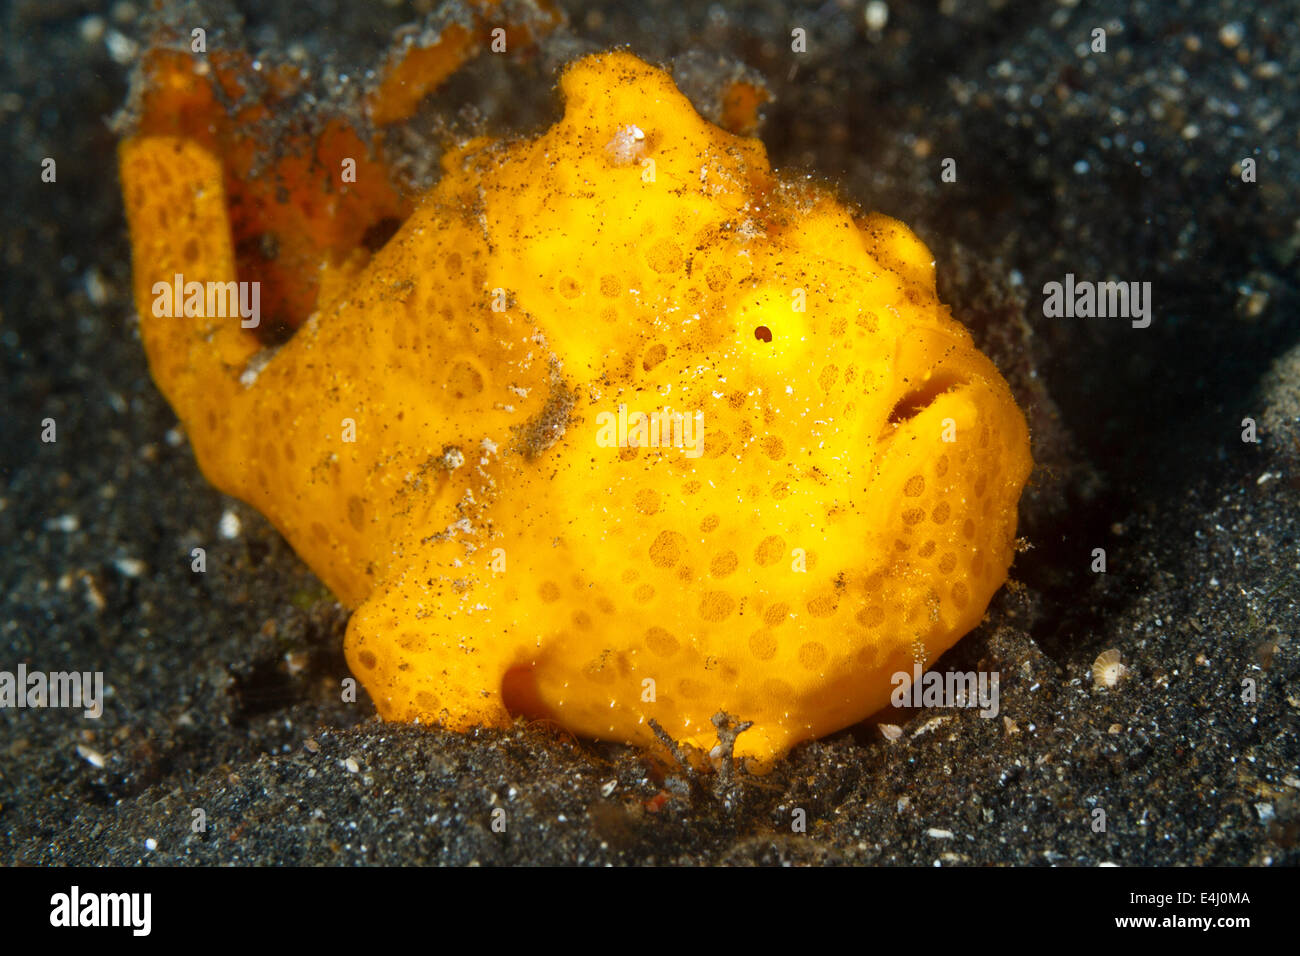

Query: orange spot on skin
[[720, 80, 770, 136]]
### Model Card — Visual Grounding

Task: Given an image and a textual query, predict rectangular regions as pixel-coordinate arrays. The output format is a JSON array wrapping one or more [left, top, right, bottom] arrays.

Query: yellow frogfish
[[119, 48, 1032, 768]]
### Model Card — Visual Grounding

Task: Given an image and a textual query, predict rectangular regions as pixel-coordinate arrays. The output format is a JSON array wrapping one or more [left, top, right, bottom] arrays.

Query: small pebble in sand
[[1092, 649, 1129, 690], [219, 510, 241, 540]]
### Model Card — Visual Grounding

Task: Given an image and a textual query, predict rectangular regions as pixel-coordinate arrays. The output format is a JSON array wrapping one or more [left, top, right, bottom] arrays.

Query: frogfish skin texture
[[120, 51, 1033, 767]]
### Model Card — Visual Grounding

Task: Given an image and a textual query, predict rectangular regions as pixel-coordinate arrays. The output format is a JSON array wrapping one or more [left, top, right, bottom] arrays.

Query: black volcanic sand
[[2, 0, 1297, 865]]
